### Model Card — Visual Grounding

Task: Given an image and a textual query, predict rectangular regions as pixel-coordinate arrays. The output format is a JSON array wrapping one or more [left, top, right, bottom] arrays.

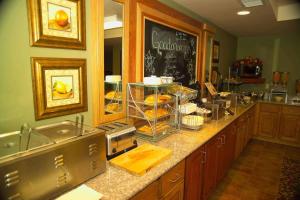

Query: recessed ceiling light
[[241, 0, 263, 8], [237, 10, 251, 15]]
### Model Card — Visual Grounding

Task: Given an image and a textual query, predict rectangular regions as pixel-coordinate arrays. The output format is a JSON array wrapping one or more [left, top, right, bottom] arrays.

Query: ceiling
[[104, 0, 123, 19], [172, 0, 300, 36]]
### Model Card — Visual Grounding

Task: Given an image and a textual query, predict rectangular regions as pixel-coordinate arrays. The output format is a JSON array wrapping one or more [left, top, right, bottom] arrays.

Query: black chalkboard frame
[[138, 12, 202, 86]]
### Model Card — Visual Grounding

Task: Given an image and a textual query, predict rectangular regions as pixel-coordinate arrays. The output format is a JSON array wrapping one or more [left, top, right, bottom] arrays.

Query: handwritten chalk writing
[[144, 50, 156, 75], [152, 30, 191, 55]]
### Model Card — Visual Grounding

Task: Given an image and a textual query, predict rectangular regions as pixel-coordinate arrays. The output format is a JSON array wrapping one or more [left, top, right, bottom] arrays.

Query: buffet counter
[[85, 104, 256, 200], [258, 99, 300, 107]]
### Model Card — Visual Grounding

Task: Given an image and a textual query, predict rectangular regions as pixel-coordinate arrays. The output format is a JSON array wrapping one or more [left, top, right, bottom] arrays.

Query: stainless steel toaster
[[98, 122, 137, 160]]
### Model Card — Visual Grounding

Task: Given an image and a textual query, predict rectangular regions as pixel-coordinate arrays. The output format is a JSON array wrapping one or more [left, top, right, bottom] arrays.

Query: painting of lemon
[[52, 77, 73, 100], [48, 3, 71, 31]]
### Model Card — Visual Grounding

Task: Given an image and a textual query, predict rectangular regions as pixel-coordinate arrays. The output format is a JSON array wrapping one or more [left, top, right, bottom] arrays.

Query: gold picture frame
[[27, 0, 86, 50], [31, 57, 87, 120], [212, 40, 220, 64]]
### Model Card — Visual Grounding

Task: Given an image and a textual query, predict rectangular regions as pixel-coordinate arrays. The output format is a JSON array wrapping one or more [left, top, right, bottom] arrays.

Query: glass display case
[[127, 83, 181, 141], [104, 81, 122, 114]]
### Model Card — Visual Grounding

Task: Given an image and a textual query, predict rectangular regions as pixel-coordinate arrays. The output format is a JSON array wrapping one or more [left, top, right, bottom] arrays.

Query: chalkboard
[[144, 19, 197, 86]]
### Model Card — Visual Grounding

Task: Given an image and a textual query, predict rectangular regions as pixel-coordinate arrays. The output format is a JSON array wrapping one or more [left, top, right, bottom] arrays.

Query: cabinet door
[[161, 160, 185, 197], [184, 146, 205, 200], [163, 181, 184, 200], [216, 134, 225, 183], [225, 124, 236, 171], [258, 111, 279, 139], [247, 112, 255, 144], [235, 116, 247, 158], [279, 114, 300, 143], [202, 137, 218, 200]]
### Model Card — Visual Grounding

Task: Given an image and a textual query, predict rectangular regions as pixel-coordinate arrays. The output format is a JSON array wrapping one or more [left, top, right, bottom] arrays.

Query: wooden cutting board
[[109, 143, 172, 176]]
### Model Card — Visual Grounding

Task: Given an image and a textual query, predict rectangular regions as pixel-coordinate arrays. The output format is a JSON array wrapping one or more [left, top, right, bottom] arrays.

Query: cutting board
[[110, 143, 172, 176]]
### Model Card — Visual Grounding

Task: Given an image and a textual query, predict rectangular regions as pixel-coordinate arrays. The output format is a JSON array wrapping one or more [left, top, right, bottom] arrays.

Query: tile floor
[[209, 139, 300, 200]]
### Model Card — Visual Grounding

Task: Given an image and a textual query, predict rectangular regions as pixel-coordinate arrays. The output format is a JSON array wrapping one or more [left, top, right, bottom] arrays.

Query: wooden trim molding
[[200, 30, 214, 82], [91, 0, 129, 126], [91, 0, 102, 126], [203, 24, 216, 34]]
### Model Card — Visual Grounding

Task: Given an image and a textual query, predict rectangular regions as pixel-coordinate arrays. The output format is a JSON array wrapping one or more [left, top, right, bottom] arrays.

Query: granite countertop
[[86, 104, 256, 200]]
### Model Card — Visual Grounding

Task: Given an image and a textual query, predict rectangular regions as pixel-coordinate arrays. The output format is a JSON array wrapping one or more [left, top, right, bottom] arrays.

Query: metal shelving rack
[[126, 82, 181, 141]]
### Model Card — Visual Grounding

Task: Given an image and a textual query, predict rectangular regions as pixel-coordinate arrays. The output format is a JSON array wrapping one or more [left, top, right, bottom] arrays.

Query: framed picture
[[27, 0, 86, 50], [212, 40, 220, 63], [31, 57, 87, 120], [211, 66, 219, 85]]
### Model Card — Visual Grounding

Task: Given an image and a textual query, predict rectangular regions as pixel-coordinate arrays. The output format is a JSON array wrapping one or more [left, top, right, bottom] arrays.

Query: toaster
[[98, 122, 137, 160]]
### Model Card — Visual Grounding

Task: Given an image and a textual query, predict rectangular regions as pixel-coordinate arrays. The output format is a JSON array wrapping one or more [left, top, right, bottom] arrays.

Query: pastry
[[179, 103, 197, 114], [105, 91, 122, 99], [144, 108, 169, 119], [144, 94, 172, 105], [106, 103, 121, 112], [167, 85, 197, 99], [196, 107, 212, 115], [138, 122, 170, 136], [182, 115, 204, 127]]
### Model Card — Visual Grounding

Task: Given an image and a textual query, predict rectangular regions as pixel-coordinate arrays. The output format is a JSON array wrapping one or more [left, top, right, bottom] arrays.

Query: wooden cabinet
[[163, 181, 184, 200], [234, 107, 257, 159], [255, 103, 300, 146], [184, 146, 205, 200], [224, 124, 237, 171], [202, 137, 218, 200], [257, 103, 280, 139], [258, 111, 279, 139], [132, 161, 185, 200], [216, 123, 237, 184], [131, 180, 160, 200], [161, 160, 185, 198], [202, 123, 237, 200], [246, 108, 255, 144], [235, 115, 247, 158], [216, 131, 226, 183], [278, 106, 300, 144], [279, 114, 300, 143]]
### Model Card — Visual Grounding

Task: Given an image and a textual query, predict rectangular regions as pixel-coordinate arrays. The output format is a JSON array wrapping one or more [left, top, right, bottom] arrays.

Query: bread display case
[[126, 83, 181, 141], [104, 81, 122, 114]]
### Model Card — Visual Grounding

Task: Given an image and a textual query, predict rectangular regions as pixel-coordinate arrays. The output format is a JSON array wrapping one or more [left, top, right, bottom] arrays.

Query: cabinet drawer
[[282, 105, 300, 115], [161, 160, 185, 196], [162, 180, 184, 200], [131, 180, 159, 200], [260, 103, 281, 113]]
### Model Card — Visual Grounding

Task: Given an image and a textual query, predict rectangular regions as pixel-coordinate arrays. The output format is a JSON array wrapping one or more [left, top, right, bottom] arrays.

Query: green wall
[[0, 0, 93, 132], [159, 0, 238, 78], [236, 30, 300, 95]]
